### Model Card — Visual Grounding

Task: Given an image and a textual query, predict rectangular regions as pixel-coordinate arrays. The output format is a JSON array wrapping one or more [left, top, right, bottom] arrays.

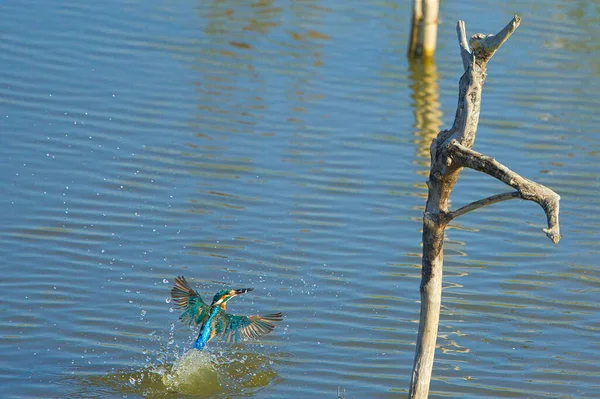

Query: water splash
[[80, 346, 280, 398], [160, 350, 219, 395]]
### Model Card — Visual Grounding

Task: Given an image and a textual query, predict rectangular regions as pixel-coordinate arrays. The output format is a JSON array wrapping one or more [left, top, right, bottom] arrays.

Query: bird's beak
[[232, 288, 253, 296], [214, 288, 253, 306]]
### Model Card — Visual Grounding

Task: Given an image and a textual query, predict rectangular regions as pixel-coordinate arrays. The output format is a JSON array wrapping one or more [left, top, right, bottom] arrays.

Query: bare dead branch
[[445, 140, 561, 243], [447, 191, 522, 221], [410, 15, 560, 399], [456, 21, 471, 71], [470, 15, 521, 63]]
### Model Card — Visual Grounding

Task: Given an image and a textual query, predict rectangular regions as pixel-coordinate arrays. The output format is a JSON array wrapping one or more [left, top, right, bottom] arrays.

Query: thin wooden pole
[[409, 214, 447, 398], [421, 0, 439, 57], [408, 0, 424, 56], [408, 0, 438, 58]]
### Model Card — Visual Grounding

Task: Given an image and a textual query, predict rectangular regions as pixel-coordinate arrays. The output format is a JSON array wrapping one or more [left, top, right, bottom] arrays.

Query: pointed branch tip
[[544, 228, 561, 244], [456, 20, 471, 70]]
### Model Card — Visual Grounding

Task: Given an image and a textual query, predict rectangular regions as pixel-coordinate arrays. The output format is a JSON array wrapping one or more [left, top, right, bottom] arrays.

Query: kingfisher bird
[[170, 276, 283, 350]]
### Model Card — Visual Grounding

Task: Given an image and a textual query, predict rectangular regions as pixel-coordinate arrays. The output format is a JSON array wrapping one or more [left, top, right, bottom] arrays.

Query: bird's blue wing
[[220, 312, 283, 343], [170, 276, 209, 326]]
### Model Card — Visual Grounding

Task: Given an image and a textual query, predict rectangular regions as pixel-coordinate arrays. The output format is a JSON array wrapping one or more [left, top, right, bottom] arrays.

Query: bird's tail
[[193, 336, 206, 350]]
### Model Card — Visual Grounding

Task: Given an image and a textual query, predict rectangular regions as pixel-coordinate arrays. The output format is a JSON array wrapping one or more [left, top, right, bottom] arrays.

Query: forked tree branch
[[444, 140, 561, 243], [469, 16, 521, 63], [409, 15, 561, 399]]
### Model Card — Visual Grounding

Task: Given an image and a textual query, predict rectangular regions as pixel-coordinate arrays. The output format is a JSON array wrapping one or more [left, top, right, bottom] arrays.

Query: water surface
[[1, 0, 599, 398]]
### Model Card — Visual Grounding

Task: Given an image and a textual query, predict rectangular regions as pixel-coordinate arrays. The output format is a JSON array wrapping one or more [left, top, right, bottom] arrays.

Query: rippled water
[[1, 0, 599, 398]]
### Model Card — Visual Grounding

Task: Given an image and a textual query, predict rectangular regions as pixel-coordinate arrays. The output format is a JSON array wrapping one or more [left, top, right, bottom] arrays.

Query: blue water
[[1, 0, 599, 398]]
